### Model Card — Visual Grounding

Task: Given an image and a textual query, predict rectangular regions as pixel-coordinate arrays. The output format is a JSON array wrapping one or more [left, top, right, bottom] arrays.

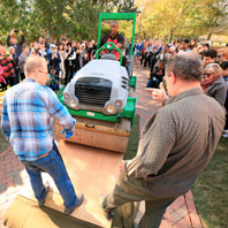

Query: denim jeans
[[21, 144, 77, 209]]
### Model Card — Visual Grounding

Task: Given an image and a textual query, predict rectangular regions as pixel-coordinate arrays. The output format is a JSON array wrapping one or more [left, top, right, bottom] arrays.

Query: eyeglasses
[[203, 73, 212, 79], [38, 70, 48, 75]]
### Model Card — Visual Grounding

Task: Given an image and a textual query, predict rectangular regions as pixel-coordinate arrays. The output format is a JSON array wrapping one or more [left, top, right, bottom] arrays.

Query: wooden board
[[20, 140, 123, 228]]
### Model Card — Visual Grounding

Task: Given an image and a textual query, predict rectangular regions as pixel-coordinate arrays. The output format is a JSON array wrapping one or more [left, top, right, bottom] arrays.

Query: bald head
[[24, 55, 47, 77], [166, 52, 203, 82]]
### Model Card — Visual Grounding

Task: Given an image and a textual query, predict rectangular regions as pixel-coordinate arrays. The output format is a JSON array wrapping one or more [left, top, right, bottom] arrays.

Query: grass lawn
[[192, 137, 228, 228], [0, 130, 10, 154]]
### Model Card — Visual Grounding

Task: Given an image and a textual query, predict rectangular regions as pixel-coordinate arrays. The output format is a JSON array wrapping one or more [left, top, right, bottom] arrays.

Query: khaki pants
[[103, 173, 176, 228]]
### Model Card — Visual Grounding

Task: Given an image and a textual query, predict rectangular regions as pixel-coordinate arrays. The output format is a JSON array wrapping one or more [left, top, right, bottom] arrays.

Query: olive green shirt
[[126, 88, 225, 197]]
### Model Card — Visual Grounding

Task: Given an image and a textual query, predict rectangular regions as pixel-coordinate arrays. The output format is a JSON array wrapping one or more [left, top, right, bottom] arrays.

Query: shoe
[[38, 183, 51, 207], [65, 194, 84, 215], [99, 194, 114, 220]]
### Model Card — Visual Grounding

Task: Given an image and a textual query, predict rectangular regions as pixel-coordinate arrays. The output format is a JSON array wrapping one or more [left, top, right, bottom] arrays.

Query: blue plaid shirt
[[1, 78, 76, 161]]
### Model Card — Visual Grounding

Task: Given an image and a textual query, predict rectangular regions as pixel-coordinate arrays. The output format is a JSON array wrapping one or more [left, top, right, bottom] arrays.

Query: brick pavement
[[0, 63, 203, 228]]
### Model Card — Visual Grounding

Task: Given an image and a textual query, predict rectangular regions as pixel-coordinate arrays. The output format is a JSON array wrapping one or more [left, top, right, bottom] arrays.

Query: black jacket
[[7, 35, 25, 58]]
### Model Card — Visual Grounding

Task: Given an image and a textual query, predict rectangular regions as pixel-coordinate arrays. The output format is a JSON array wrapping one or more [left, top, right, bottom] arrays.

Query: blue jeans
[[21, 144, 77, 208]]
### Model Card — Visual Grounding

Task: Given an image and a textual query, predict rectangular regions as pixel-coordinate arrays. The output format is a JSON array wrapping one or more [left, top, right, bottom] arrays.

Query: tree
[[135, 0, 228, 41]]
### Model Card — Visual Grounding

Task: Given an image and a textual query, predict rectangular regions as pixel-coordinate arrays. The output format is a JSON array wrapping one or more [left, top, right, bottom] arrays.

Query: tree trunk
[[207, 32, 213, 40], [169, 29, 174, 43]]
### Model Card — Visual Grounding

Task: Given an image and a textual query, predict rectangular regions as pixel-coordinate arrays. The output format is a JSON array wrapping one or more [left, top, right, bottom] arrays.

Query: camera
[[14, 29, 19, 33]]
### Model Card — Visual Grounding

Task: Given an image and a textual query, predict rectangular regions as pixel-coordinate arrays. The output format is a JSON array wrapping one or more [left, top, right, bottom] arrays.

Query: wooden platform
[[20, 140, 124, 228]]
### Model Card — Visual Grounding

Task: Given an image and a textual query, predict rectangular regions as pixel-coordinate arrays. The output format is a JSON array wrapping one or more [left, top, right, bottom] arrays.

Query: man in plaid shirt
[[1, 55, 84, 214]]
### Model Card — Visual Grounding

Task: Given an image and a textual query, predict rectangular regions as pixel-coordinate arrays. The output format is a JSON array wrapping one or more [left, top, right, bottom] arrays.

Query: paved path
[[0, 63, 203, 228]]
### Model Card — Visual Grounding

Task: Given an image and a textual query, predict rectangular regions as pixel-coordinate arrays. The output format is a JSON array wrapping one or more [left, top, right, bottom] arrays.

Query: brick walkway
[[0, 63, 203, 228]]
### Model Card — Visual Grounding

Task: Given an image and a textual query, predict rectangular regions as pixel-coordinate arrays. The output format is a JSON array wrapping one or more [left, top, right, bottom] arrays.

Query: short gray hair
[[166, 53, 203, 82], [8, 46, 15, 52], [24, 55, 47, 77], [204, 63, 221, 76]]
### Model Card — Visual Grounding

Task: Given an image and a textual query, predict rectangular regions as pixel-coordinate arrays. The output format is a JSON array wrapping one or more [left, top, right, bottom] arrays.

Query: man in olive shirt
[[101, 53, 225, 227]]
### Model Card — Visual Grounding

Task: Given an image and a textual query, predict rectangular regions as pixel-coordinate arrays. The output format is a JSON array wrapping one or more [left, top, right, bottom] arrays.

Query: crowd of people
[[0, 29, 97, 91], [134, 38, 228, 137]]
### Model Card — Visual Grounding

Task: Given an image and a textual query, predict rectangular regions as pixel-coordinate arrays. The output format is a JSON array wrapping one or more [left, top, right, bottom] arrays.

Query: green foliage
[[136, 0, 228, 40], [0, 0, 137, 43]]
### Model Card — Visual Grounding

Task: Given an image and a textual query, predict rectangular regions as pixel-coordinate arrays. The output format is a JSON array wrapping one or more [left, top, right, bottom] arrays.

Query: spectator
[[65, 42, 76, 85], [203, 50, 217, 66], [143, 42, 153, 68], [201, 63, 227, 106], [79, 44, 86, 68], [135, 39, 143, 64], [190, 39, 198, 53], [39, 42, 47, 58], [197, 43, 208, 53], [140, 39, 147, 65], [180, 38, 191, 53], [58, 43, 66, 80], [220, 61, 228, 137], [0, 64, 7, 92], [47, 45, 61, 74], [45, 37, 51, 51], [38, 37, 44, 44], [87, 40, 97, 61], [60, 38, 68, 49], [0, 46, 15, 87], [18, 45, 29, 81], [7, 29, 25, 58], [101, 53, 225, 227], [9, 46, 19, 85]]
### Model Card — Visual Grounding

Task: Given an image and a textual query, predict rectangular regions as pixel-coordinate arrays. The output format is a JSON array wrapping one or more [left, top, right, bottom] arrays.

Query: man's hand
[[145, 86, 168, 103], [61, 129, 74, 139], [19, 30, 23, 35], [119, 161, 127, 174]]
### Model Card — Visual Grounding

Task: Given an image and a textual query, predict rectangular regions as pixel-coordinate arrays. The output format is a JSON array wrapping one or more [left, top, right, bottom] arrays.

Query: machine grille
[[75, 77, 112, 107]]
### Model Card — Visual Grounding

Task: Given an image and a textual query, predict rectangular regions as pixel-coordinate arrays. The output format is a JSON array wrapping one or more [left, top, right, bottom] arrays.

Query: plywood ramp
[[20, 140, 124, 228]]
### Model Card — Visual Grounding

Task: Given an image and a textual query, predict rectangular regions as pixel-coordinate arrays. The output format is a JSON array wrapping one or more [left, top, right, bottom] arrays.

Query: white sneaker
[[223, 132, 228, 138]]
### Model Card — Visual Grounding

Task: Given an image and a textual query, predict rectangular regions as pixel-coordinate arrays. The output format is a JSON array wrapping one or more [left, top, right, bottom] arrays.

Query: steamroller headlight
[[68, 100, 77, 108], [106, 105, 116, 114], [115, 100, 122, 107]]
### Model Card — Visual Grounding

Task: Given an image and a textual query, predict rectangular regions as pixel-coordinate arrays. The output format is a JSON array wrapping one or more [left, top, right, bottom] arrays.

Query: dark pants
[[65, 65, 74, 85], [21, 143, 78, 209], [5, 77, 15, 86], [14, 68, 20, 85], [103, 173, 176, 228], [144, 54, 152, 68], [20, 72, 25, 81]]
